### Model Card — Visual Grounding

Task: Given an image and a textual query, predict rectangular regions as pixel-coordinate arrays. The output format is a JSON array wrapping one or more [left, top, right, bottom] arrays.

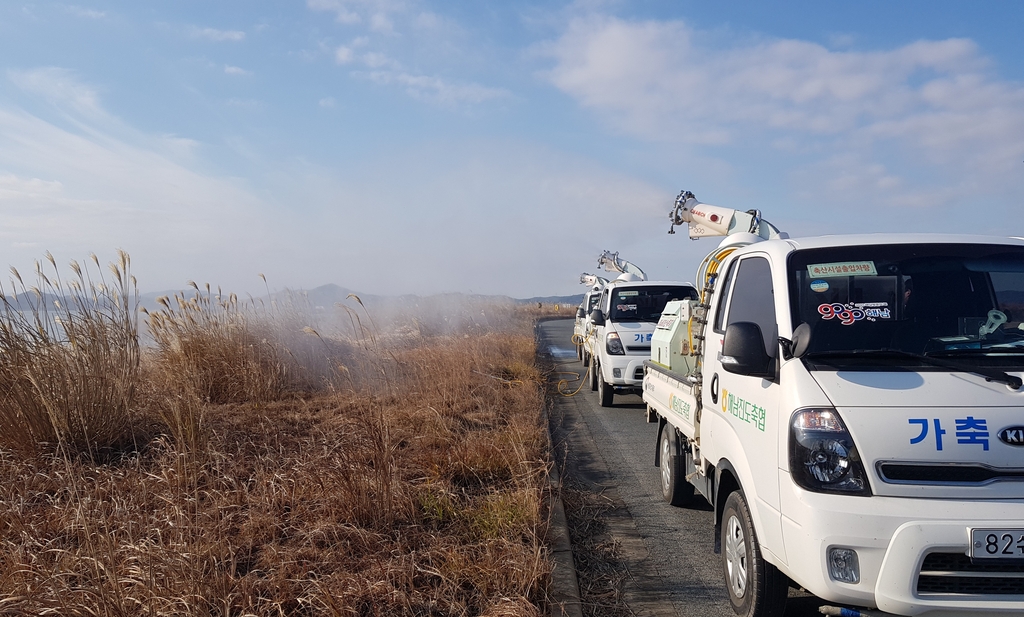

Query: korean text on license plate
[[971, 528, 1024, 560]]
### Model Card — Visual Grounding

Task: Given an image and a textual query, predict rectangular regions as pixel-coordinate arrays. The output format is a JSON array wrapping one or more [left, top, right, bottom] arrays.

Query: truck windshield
[[788, 243, 1024, 369], [610, 286, 697, 322]]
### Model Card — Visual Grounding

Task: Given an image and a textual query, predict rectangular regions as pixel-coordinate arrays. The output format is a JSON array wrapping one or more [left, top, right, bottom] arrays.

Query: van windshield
[[788, 243, 1024, 369], [609, 285, 697, 322]]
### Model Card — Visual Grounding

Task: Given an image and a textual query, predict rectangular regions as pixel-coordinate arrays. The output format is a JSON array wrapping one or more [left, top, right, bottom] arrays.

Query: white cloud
[[361, 51, 397, 69], [369, 12, 394, 34], [335, 46, 354, 64], [307, 0, 361, 24], [359, 70, 508, 105], [541, 15, 1024, 210], [224, 65, 252, 76], [0, 72, 282, 291], [8, 67, 102, 117], [319, 96, 336, 107], [189, 26, 246, 42], [65, 6, 106, 19]]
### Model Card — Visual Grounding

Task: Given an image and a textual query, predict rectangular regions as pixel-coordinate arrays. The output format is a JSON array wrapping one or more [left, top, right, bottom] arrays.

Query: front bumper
[[779, 472, 1024, 615], [602, 355, 648, 387]]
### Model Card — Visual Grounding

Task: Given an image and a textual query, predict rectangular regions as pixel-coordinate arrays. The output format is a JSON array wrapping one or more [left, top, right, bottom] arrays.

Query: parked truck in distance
[[588, 278, 697, 407], [644, 191, 1024, 617], [574, 273, 608, 363]]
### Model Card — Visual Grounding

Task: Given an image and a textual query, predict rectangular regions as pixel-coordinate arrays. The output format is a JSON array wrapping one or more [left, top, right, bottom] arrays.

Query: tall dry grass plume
[[1, 259, 553, 616], [145, 282, 287, 405], [0, 250, 139, 458]]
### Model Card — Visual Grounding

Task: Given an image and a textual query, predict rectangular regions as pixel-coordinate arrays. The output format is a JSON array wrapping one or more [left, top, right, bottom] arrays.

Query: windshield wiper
[[804, 349, 1023, 390]]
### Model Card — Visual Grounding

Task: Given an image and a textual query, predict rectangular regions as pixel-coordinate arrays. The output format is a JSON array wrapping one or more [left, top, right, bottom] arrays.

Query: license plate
[[971, 528, 1024, 560]]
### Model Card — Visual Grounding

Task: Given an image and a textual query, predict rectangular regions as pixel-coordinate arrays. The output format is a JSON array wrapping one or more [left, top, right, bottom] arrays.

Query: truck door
[[703, 254, 786, 562]]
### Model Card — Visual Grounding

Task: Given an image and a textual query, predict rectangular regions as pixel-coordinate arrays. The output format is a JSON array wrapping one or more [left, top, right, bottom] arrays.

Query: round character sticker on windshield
[[818, 303, 865, 326], [810, 280, 829, 293]]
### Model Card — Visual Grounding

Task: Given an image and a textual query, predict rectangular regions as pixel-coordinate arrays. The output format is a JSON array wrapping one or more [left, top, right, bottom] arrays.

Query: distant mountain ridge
[[137, 284, 584, 313]]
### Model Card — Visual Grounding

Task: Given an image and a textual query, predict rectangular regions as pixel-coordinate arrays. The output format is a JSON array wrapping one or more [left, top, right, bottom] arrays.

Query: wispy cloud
[[359, 70, 508, 105], [189, 26, 246, 42], [224, 65, 252, 76], [0, 70, 279, 289], [65, 5, 106, 19], [540, 15, 1024, 210], [334, 46, 354, 64], [307, 0, 406, 30], [8, 67, 103, 117]]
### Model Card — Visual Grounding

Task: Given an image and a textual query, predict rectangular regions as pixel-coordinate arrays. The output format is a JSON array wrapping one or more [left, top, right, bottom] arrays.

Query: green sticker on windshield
[[807, 261, 877, 278]]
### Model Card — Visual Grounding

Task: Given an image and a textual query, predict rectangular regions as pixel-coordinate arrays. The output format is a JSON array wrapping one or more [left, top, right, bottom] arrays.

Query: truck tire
[[721, 491, 788, 617], [598, 368, 614, 407], [659, 429, 695, 506], [589, 358, 599, 391]]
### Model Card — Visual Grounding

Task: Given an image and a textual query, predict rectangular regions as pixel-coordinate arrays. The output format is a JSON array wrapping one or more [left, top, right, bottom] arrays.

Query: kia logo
[[998, 426, 1024, 446]]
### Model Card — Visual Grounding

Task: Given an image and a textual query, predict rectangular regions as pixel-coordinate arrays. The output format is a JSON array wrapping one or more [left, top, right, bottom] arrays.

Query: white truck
[[644, 191, 1024, 617], [574, 273, 608, 363], [585, 251, 698, 406]]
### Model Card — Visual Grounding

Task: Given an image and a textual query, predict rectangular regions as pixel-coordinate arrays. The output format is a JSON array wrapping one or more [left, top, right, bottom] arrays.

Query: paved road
[[539, 318, 826, 617]]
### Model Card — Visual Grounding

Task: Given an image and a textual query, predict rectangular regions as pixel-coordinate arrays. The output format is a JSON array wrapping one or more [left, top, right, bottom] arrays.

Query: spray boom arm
[[579, 273, 610, 289], [668, 190, 786, 240], [597, 251, 648, 281]]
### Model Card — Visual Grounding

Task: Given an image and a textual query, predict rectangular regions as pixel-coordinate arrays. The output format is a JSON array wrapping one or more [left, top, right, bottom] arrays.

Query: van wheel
[[589, 358, 599, 391], [598, 368, 614, 407], [721, 491, 789, 617], [659, 429, 695, 506]]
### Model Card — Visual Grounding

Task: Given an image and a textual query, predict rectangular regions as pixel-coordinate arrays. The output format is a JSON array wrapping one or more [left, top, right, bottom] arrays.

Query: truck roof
[[602, 279, 697, 289], [783, 233, 1024, 250], [730, 233, 1024, 261]]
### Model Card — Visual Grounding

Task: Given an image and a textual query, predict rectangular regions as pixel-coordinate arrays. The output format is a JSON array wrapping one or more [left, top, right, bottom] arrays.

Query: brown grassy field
[[0, 255, 552, 616]]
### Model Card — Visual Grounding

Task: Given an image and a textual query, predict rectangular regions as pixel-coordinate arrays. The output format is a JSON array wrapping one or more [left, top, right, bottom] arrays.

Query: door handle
[[710, 373, 719, 405]]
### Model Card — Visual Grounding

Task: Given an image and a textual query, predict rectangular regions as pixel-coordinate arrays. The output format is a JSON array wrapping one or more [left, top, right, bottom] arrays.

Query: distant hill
[[515, 294, 585, 306]]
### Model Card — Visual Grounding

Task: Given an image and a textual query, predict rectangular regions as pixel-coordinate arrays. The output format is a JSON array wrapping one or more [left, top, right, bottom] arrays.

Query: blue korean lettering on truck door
[[705, 254, 786, 563]]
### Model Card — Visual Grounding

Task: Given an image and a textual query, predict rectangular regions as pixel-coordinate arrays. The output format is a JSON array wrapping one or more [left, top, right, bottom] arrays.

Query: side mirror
[[721, 322, 774, 378], [577, 307, 585, 319], [590, 309, 606, 327]]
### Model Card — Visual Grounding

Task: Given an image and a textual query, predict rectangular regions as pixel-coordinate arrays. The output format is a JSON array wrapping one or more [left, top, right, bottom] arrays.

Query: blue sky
[[1, 1, 1022, 297]]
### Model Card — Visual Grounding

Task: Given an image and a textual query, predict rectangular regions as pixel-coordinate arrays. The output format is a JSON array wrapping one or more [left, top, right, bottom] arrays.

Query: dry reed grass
[[0, 251, 140, 458], [1, 284, 552, 616]]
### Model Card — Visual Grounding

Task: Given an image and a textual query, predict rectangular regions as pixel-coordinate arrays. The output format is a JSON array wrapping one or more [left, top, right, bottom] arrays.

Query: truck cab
[[646, 232, 1024, 616], [588, 279, 697, 407]]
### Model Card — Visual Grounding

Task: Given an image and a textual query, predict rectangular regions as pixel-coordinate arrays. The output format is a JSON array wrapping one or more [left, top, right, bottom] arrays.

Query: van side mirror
[[590, 309, 606, 327], [721, 322, 774, 378], [577, 307, 585, 319]]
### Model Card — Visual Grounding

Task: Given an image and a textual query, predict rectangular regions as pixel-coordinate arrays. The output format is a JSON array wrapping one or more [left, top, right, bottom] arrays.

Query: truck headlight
[[789, 408, 871, 496], [606, 332, 624, 355]]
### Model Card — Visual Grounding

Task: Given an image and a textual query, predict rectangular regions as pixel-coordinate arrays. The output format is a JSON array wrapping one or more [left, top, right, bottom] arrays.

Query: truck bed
[[642, 360, 699, 441]]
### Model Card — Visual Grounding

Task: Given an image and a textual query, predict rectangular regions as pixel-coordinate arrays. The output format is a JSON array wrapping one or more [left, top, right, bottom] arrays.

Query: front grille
[[918, 552, 1024, 595], [633, 367, 645, 380], [877, 462, 1024, 486], [626, 345, 651, 353]]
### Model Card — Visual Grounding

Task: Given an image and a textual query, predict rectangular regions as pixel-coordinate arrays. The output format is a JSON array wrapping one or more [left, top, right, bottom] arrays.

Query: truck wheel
[[589, 358, 599, 391], [598, 368, 614, 407], [721, 491, 789, 617], [659, 429, 695, 506]]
